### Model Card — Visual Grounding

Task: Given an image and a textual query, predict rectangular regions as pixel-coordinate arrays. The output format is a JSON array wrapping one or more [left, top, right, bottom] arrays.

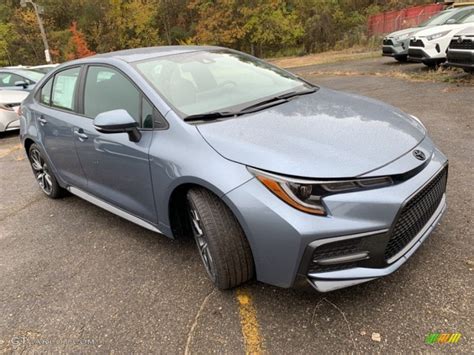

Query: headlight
[[248, 168, 393, 216], [426, 31, 450, 41], [409, 114, 427, 132], [395, 33, 412, 41]]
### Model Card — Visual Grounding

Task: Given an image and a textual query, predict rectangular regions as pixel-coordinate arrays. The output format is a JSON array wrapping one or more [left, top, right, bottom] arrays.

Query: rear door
[[72, 65, 157, 223], [33, 66, 87, 189]]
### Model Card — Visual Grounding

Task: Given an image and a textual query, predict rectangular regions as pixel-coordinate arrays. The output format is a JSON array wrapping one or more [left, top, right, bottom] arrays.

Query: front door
[[73, 65, 157, 223]]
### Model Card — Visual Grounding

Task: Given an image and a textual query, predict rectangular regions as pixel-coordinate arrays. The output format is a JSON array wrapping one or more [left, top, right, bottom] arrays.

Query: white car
[[408, 7, 474, 67], [0, 90, 29, 133], [383, 7, 474, 62], [445, 26, 474, 72]]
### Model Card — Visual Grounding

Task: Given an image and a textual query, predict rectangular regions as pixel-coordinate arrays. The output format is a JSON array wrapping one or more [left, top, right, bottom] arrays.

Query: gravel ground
[[0, 56, 472, 353]]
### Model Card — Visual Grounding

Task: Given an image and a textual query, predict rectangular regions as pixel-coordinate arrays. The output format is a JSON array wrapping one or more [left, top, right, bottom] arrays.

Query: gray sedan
[[19, 46, 447, 292]]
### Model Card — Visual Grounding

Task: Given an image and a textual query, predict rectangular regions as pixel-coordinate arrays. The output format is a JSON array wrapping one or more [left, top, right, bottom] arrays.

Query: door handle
[[38, 116, 47, 125], [74, 129, 88, 141]]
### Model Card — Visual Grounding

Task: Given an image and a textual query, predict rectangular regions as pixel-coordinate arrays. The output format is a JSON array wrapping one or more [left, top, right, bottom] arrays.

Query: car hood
[[387, 27, 422, 38], [0, 90, 29, 104], [415, 23, 465, 37], [453, 25, 474, 36], [197, 88, 426, 178]]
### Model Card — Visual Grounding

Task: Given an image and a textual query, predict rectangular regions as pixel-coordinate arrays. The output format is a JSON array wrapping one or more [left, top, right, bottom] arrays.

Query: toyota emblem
[[413, 150, 426, 161]]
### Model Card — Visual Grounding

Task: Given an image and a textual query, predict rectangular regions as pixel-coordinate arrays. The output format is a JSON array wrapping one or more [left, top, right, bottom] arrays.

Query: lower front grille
[[308, 238, 363, 273], [383, 39, 394, 46], [384, 167, 447, 261]]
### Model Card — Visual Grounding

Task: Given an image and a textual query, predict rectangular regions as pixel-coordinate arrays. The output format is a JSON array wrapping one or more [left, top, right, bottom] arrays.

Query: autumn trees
[[0, 0, 432, 66]]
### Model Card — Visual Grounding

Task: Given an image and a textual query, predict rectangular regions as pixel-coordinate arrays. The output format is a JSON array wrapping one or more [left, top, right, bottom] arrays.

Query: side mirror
[[15, 80, 29, 89], [446, 19, 456, 24], [94, 109, 141, 142]]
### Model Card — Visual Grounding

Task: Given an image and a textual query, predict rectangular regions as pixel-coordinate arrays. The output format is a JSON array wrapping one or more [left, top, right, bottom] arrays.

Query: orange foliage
[[65, 21, 95, 60]]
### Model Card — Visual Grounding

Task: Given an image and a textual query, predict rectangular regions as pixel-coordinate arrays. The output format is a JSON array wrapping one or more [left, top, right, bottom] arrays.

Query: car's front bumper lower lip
[[307, 194, 446, 292]]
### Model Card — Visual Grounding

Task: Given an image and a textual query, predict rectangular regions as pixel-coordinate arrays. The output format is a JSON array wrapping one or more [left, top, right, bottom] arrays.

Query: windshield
[[15, 69, 44, 82], [460, 12, 474, 24], [418, 10, 454, 27], [134, 50, 311, 117]]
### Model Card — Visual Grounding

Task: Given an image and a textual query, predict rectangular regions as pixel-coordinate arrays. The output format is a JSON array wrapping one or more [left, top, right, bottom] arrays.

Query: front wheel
[[28, 143, 65, 199], [187, 188, 254, 289], [394, 55, 408, 63]]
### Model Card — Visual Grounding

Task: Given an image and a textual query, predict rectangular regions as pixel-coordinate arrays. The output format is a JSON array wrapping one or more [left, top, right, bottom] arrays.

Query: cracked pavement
[[0, 56, 473, 353]]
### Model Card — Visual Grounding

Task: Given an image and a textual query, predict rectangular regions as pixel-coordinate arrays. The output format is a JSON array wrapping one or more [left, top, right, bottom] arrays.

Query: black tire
[[463, 68, 473, 74], [28, 143, 65, 199], [394, 55, 408, 63], [187, 188, 254, 289]]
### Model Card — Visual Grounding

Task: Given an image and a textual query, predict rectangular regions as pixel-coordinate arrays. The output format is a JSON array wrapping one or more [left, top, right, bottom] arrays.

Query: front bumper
[[408, 38, 447, 64], [0, 112, 20, 132], [382, 38, 409, 57], [305, 193, 446, 292], [224, 141, 448, 290], [446, 49, 474, 69]]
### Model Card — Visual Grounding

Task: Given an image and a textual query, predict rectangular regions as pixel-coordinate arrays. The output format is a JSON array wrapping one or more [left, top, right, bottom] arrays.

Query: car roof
[[80, 45, 224, 64]]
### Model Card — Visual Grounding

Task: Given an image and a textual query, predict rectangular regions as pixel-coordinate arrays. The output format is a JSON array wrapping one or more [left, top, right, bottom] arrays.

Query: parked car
[[0, 89, 28, 133], [445, 26, 474, 72], [20, 47, 448, 292], [383, 7, 474, 62], [408, 6, 474, 67], [0, 69, 44, 91], [29, 64, 60, 74]]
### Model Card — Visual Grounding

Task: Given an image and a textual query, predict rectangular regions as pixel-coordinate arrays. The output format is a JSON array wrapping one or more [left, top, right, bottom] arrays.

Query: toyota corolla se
[[20, 46, 448, 292]]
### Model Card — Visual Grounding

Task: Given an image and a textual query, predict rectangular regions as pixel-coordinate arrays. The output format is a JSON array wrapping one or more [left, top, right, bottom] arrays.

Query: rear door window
[[51, 67, 80, 111]]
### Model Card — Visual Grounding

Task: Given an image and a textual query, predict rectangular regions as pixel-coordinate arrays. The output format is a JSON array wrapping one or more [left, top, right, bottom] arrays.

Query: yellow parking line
[[236, 288, 263, 354]]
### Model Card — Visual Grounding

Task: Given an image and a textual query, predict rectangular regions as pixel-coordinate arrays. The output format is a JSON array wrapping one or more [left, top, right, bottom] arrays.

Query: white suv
[[408, 7, 474, 67], [446, 26, 474, 72], [383, 7, 473, 62]]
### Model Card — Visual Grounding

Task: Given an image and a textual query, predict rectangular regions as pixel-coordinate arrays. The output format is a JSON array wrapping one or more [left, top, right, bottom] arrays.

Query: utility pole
[[20, 0, 51, 63]]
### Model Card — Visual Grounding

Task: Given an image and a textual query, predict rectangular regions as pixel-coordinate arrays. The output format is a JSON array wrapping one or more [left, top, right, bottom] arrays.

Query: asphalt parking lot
[[0, 56, 473, 353]]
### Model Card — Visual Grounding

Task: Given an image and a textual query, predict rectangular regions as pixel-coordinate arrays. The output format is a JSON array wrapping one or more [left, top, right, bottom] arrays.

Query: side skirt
[[67, 186, 162, 234]]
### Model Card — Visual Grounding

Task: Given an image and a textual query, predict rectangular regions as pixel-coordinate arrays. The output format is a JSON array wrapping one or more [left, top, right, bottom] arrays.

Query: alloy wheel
[[189, 207, 217, 281], [29, 148, 53, 195]]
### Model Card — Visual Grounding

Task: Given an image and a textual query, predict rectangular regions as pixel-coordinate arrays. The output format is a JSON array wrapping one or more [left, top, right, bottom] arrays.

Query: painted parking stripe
[[236, 288, 263, 354]]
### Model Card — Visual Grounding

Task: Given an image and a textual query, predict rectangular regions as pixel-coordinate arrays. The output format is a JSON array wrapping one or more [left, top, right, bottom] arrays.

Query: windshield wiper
[[183, 111, 237, 122], [184, 87, 318, 122], [237, 87, 318, 114]]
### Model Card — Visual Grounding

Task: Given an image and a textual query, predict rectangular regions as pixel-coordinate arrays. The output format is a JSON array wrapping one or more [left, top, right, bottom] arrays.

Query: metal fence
[[368, 4, 444, 36]]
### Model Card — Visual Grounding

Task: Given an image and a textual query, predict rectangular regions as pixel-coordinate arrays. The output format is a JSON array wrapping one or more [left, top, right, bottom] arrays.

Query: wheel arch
[[167, 180, 227, 240], [24, 137, 35, 156]]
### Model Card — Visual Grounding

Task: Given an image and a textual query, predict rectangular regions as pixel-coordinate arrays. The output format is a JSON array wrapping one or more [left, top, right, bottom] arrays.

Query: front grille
[[384, 168, 447, 261], [449, 38, 474, 50], [383, 39, 394, 46], [410, 39, 424, 48], [308, 238, 362, 273]]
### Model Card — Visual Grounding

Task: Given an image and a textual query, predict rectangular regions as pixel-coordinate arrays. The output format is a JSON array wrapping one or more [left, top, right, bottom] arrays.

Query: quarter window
[[40, 78, 53, 105], [84, 66, 140, 122], [51, 67, 80, 111]]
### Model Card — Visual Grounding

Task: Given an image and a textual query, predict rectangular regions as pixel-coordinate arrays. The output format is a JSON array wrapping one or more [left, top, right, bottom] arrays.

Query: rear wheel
[[28, 143, 65, 199], [187, 188, 254, 289]]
